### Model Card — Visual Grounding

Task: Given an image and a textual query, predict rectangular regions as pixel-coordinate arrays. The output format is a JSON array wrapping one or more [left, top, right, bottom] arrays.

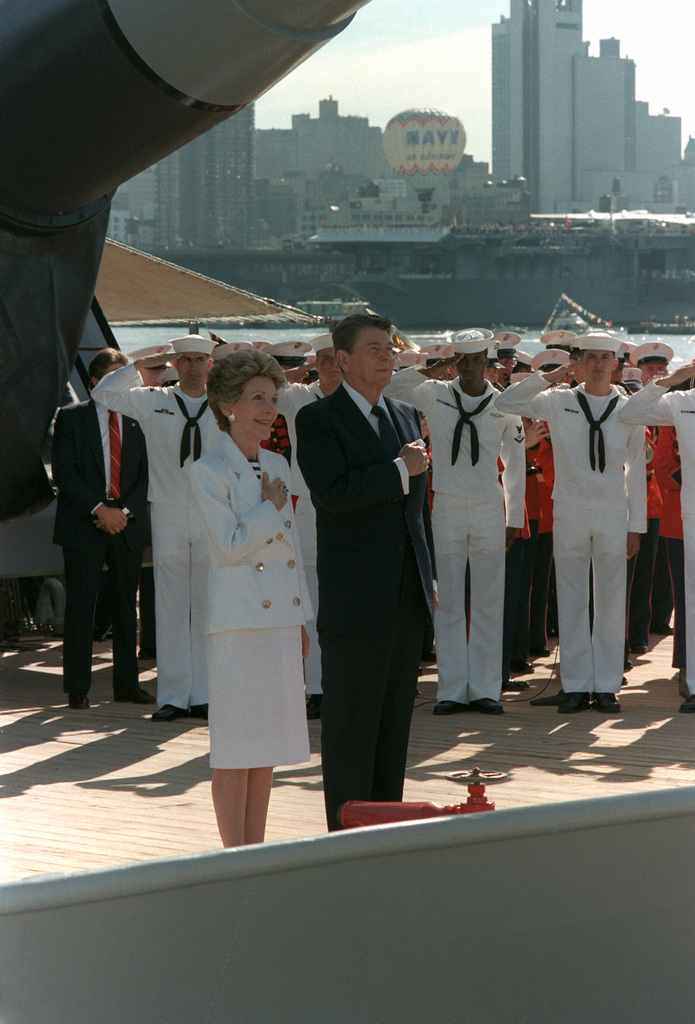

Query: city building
[[492, 0, 684, 213]]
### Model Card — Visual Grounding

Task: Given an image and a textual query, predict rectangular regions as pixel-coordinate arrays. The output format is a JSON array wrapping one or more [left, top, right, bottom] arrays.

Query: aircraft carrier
[[161, 216, 695, 329]]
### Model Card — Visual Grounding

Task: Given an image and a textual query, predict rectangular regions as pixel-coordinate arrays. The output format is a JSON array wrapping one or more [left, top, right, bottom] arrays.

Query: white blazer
[[190, 434, 313, 634]]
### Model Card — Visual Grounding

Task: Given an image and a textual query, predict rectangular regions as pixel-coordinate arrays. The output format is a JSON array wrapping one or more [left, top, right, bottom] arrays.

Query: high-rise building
[[492, 0, 682, 213], [113, 106, 256, 250]]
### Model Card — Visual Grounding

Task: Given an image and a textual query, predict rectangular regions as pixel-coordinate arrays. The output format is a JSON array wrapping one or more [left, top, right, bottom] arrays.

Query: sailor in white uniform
[[385, 329, 526, 715], [619, 358, 695, 710], [276, 333, 344, 717], [92, 334, 221, 721], [495, 332, 646, 713]]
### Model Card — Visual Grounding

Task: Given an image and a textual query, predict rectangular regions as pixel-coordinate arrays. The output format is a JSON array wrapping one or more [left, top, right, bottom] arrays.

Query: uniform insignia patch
[[154, 408, 176, 415]]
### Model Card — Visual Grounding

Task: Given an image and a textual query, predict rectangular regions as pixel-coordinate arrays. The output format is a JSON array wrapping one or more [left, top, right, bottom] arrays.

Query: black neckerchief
[[174, 393, 208, 467], [451, 388, 494, 466], [574, 390, 619, 472]]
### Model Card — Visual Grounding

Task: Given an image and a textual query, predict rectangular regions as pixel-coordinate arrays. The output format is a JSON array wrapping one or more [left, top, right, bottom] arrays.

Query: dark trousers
[[62, 538, 142, 696], [529, 532, 554, 648], [502, 535, 524, 681], [627, 518, 659, 647], [318, 546, 427, 831], [512, 520, 540, 662], [651, 536, 674, 628], [138, 566, 156, 652], [666, 538, 686, 670]]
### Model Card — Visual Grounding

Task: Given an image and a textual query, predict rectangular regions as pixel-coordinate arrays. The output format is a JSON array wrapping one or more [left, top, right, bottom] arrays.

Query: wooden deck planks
[[1, 633, 695, 883]]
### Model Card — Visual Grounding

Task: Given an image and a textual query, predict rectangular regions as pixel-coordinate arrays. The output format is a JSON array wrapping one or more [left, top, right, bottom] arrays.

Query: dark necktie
[[451, 390, 494, 466], [108, 410, 121, 500], [575, 391, 620, 472], [371, 405, 401, 459], [174, 394, 208, 467]]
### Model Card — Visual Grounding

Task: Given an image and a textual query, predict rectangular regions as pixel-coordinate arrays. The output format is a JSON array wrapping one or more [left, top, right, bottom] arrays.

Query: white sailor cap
[[576, 331, 622, 355], [251, 340, 272, 352], [310, 333, 335, 355], [211, 341, 254, 360], [541, 330, 577, 350], [509, 371, 532, 383], [621, 366, 643, 384], [450, 327, 494, 355], [128, 343, 173, 361], [491, 331, 522, 357], [531, 348, 568, 372], [417, 338, 455, 360], [170, 334, 217, 357], [514, 350, 533, 369], [630, 341, 674, 367], [395, 349, 427, 369]]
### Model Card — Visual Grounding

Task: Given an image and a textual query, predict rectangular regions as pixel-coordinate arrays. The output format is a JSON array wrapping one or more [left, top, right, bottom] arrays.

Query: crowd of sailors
[[49, 315, 695, 840]]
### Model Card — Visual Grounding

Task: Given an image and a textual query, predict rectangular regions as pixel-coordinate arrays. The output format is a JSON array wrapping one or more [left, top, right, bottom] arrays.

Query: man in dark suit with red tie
[[295, 313, 436, 830], [52, 348, 154, 709]]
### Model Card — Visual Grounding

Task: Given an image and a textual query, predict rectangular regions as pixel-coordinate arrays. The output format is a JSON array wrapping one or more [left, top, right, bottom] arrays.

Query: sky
[[254, 0, 694, 166]]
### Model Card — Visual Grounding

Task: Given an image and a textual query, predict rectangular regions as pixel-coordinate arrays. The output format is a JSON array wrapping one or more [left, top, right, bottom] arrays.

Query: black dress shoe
[[113, 688, 157, 704], [651, 623, 674, 636], [509, 659, 534, 674], [151, 704, 189, 721], [469, 698, 504, 715], [138, 648, 156, 660], [189, 704, 209, 719], [558, 691, 591, 713], [68, 694, 90, 709], [629, 643, 649, 655], [592, 692, 621, 713], [624, 656, 633, 671], [433, 700, 468, 715], [529, 646, 551, 657], [306, 694, 322, 719], [679, 694, 695, 713], [420, 649, 437, 663], [501, 679, 530, 691], [530, 690, 565, 706]]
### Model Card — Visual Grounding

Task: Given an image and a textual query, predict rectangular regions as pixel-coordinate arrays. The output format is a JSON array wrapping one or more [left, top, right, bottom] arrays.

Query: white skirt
[[206, 626, 311, 769]]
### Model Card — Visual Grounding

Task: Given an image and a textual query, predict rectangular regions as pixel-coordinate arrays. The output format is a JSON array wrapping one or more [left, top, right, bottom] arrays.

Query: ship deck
[[2, 632, 694, 883]]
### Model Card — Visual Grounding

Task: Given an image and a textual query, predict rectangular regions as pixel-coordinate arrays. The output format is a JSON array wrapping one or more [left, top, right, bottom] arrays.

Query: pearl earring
[[228, 412, 235, 422]]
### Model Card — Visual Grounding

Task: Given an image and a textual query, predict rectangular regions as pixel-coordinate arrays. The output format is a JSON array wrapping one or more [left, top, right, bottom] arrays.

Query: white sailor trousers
[[432, 492, 505, 703], [294, 496, 321, 696], [679, 515, 695, 695], [150, 502, 209, 709], [552, 503, 627, 694]]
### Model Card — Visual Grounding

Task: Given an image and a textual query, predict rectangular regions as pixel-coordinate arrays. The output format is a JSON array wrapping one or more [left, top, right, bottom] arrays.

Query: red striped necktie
[[109, 410, 121, 500]]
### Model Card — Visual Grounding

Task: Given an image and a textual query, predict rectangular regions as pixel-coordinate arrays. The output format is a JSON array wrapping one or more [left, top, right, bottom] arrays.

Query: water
[[111, 322, 695, 367]]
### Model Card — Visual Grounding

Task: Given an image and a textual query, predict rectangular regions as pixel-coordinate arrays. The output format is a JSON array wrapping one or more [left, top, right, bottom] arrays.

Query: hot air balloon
[[382, 108, 466, 210]]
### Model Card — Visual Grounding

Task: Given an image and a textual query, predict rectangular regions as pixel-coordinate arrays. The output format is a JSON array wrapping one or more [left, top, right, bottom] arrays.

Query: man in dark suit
[[52, 348, 154, 709], [295, 313, 436, 830]]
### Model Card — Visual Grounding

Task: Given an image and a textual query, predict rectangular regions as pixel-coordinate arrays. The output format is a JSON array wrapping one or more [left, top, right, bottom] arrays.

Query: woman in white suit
[[190, 350, 311, 847]]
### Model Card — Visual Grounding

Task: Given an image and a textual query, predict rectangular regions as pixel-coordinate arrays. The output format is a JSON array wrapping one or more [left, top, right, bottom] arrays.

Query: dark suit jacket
[[295, 384, 435, 634], [52, 400, 149, 552]]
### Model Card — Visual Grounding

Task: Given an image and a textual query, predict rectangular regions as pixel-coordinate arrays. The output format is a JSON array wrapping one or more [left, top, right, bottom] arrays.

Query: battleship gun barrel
[[0, 0, 369, 222], [0, 0, 372, 521]]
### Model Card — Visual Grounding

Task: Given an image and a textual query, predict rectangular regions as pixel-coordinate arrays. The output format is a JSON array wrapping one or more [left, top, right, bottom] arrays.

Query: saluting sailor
[[92, 333, 221, 721], [385, 328, 526, 715], [495, 331, 646, 714], [276, 333, 344, 718], [619, 358, 695, 710]]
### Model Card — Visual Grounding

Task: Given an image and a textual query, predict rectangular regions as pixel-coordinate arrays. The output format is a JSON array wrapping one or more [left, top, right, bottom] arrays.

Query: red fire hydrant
[[339, 781, 495, 829]]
